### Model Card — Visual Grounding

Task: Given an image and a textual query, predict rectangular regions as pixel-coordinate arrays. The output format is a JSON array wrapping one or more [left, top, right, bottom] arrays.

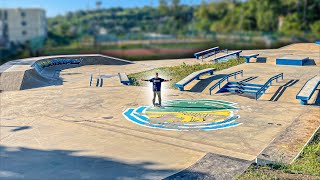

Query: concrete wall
[[0, 70, 25, 91]]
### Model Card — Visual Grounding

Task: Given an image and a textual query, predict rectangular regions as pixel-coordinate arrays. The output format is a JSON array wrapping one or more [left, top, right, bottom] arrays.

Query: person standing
[[141, 72, 171, 107]]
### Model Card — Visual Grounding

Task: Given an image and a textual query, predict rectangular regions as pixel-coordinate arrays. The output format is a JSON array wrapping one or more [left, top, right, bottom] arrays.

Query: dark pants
[[152, 91, 161, 105]]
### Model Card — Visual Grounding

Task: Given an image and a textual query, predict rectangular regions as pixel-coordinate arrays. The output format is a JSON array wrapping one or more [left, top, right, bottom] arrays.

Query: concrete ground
[[0, 43, 319, 179]]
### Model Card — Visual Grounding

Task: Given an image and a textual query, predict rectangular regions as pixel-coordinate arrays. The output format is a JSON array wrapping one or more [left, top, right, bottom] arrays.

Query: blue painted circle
[[122, 99, 241, 131]]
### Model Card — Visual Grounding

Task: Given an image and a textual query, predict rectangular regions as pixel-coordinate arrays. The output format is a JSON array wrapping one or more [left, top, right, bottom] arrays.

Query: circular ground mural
[[122, 99, 241, 131]]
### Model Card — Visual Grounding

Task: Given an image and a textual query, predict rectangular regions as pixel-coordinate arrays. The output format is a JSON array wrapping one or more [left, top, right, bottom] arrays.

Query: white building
[[0, 20, 3, 44], [0, 8, 47, 45]]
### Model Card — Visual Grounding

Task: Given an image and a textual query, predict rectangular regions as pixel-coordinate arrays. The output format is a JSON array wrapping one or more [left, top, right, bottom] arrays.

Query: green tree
[[238, 1, 256, 31], [310, 20, 320, 37], [254, 0, 281, 32], [159, 0, 169, 14], [60, 23, 71, 37], [171, 0, 180, 11], [194, 1, 229, 33], [280, 13, 303, 36]]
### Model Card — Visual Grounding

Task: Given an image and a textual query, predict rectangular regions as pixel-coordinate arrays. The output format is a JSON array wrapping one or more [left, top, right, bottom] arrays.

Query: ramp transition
[[0, 54, 133, 91]]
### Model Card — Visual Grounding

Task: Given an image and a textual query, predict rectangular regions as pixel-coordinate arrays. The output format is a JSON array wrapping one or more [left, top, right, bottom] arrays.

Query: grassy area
[[237, 130, 320, 179], [128, 58, 245, 89]]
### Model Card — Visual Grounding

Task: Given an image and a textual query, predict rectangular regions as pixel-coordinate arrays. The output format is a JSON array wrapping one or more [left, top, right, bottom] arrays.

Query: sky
[[0, 0, 202, 17]]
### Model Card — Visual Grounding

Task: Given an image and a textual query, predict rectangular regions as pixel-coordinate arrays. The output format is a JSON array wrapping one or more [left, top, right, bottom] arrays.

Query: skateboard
[[153, 103, 162, 108]]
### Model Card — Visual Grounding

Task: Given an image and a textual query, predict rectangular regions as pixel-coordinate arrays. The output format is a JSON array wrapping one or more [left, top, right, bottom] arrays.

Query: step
[[240, 77, 257, 83], [227, 88, 258, 94], [229, 82, 263, 87], [228, 85, 261, 91], [226, 88, 239, 93], [242, 83, 264, 87], [238, 89, 259, 94]]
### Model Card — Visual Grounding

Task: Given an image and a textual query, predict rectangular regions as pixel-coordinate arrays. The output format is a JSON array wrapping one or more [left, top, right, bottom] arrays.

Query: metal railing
[[255, 73, 283, 100], [209, 70, 243, 95], [212, 50, 242, 62], [194, 47, 219, 59]]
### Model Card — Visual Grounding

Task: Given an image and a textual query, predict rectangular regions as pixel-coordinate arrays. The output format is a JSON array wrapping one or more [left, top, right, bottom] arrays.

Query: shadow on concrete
[[222, 92, 256, 99], [239, 76, 258, 83], [256, 57, 267, 63], [60, 72, 82, 76], [0, 145, 195, 179], [269, 79, 299, 102], [189, 74, 226, 92], [0, 126, 32, 132], [303, 59, 316, 66]]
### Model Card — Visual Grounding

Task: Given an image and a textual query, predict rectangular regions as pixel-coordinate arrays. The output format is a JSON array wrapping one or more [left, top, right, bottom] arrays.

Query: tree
[[280, 13, 303, 36], [60, 23, 71, 37], [310, 20, 320, 37], [171, 0, 180, 11], [254, 0, 281, 32], [194, 1, 229, 33], [159, 0, 169, 14]]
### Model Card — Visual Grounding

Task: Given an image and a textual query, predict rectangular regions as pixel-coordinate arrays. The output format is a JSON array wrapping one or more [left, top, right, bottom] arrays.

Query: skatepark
[[0, 43, 319, 179]]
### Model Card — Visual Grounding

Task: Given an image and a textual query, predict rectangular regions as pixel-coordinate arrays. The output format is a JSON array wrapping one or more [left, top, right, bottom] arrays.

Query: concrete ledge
[[118, 72, 130, 85], [296, 75, 320, 105], [175, 68, 215, 91]]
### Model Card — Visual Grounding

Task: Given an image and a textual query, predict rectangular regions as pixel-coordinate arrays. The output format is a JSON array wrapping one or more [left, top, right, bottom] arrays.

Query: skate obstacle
[[296, 75, 320, 105], [276, 56, 309, 66], [209, 71, 284, 100], [194, 47, 219, 60], [241, 54, 259, 63], [0, 54, 133, 91], [255, 73, 283, 100], [89, 76, 104, 87], [212, 50, 242, 63], [118, 73, 130, 85], [90, 74, 114, 87], [209, 70, 244, 95], [175, 68, 215, 91]]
